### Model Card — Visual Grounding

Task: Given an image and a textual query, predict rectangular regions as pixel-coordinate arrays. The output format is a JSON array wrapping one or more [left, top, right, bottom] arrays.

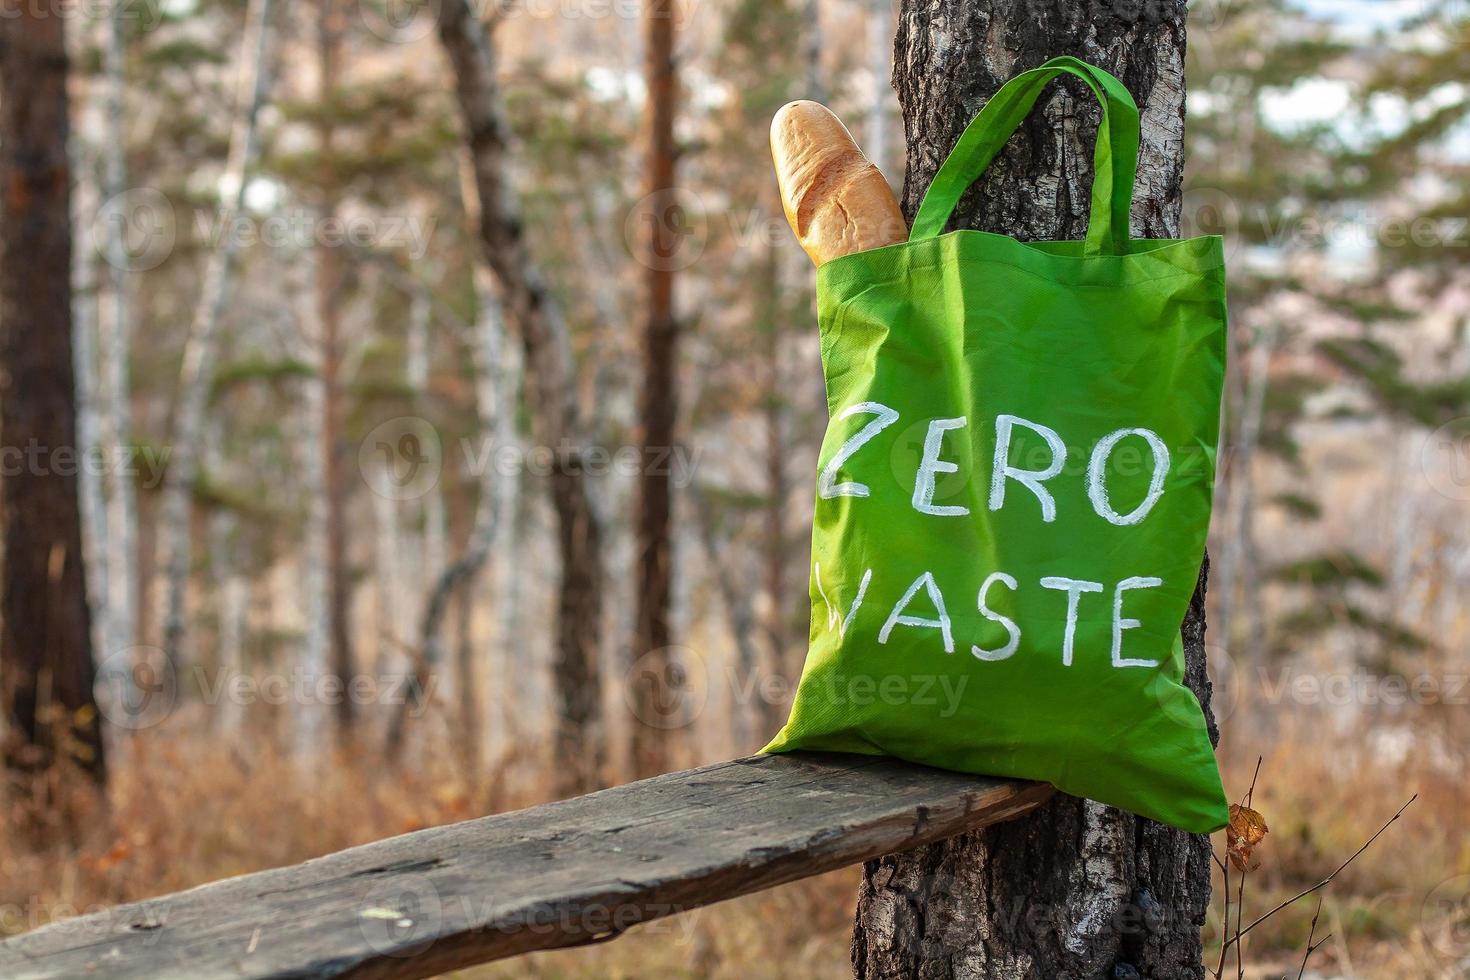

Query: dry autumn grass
[[2, 693, 1465, 979]]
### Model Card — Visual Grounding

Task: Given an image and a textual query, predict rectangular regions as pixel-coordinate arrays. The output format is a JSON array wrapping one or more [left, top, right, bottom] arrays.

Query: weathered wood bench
[[0, 752, 1051, 979]]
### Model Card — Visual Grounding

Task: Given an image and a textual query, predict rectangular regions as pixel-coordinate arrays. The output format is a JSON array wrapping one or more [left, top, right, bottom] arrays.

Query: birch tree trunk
[[690, 489, 762, 750], [405, 281, 447, 662], [100, 0, 139, 659], [1215, 322, 1276, 646], [0, 0, 107, 786], [208, 512, 248, 736], [295, 243, 332, 762], [488, 337, 524, 754], [489, 460, 525, 748], [155, 0, 276, 669], [72, 130, 111, 666], [204, 424, 246, 736], [372, 460, 405, 675], [629, 0, 681, 779], [851, 5, 1219, 978], [387, 263, 511, 759], [802, 0, 824, 103], [866, 0, 894, 179], [372, 274, 428, 686], [436, 0, 605, 795]]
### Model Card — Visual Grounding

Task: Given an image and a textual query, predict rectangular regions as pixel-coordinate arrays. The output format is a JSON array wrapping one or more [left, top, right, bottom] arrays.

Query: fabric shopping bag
[[764, 56, 1230, 833]]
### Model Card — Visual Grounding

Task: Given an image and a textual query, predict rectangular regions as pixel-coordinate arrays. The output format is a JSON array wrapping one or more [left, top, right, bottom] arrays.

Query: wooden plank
[[0, 752, 1052, 980]]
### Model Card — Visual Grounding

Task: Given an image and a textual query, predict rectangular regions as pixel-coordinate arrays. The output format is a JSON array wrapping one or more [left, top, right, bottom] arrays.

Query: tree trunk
[[488, 335, 524, 753], [865, 0, 894, 179], [71, 126, 112, 667], [453, 568, 480, 774], [386, 264, 509, 760], [100, 0, 140, 658], [436, 0, 605, 795], [371, 456, 405, 674], [851, 5, 1218, 979], [156, 0, 276, 669], [203, 422, 246, 736], [689, 488, 762, 750], [802, 0, 824, 103], [0, 0, 107, 785], [208, 508, 247, 736], [629, 0, 681, 779], [489, 459, 525, 748], [295, 242, 332, 762], [316, 0, 356, 741], [1215, 322, 1276, 647]]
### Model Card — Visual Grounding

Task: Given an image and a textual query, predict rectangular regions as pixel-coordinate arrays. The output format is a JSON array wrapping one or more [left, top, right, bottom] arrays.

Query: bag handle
[[908, 56, 1140, 256]]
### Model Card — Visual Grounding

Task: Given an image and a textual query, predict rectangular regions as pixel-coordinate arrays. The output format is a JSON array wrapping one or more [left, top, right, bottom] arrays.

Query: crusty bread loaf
[[771, 101, 907, 266]]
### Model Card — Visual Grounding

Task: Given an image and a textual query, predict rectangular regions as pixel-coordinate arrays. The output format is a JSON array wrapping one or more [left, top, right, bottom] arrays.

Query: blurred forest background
[[1, 0, 1468, 976]]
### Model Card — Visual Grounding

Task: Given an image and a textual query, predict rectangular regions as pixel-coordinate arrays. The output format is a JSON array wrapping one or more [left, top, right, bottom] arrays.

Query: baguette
[[770, 101, 907, 266]]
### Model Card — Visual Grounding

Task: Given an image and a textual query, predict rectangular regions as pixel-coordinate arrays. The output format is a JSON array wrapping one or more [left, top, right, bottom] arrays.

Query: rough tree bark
[[436, 0, 605, 794], [630, 0, 681, 778], [0, 0, 107, 785], [851, 5, 1218, 979]]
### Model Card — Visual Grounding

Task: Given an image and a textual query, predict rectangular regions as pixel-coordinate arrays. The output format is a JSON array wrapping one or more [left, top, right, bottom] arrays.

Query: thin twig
[[1225, 795, 1416, 953], [1215, 859, 1231, 979], [1236, 759, 1262, 980], [1234, 860, 1246, 980], [1295, 897, 1324, 980], [1244, 757, 1262, 807]]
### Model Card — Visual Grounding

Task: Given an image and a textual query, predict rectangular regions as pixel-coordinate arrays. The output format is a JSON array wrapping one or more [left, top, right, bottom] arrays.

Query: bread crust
[[771, 101, 906, 266]]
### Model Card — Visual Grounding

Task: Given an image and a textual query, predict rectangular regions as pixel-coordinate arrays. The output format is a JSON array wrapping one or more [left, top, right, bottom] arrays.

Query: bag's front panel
[[770, 234, 1229, 833]]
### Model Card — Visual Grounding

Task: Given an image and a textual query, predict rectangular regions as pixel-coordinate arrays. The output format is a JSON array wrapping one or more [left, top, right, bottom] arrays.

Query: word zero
[[818, 402, 1171, 526]]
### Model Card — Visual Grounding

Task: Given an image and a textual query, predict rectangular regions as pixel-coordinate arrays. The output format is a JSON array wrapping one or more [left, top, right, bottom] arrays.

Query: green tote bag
[[764, 56, 1229, 834]]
